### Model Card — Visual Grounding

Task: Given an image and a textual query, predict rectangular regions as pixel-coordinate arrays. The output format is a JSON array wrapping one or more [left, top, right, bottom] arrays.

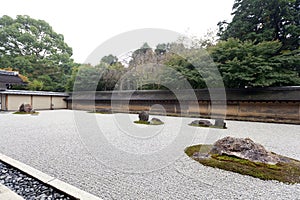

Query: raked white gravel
[[0, 110, 299, 199]]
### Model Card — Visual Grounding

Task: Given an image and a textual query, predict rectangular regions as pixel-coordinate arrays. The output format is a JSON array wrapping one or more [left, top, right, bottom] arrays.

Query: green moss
[[134, 120, 150, 125], [185, 145, 213, 157], [185, 144, 300, 184], [13, 111, 39, 115], [134, 120, 164, 125]]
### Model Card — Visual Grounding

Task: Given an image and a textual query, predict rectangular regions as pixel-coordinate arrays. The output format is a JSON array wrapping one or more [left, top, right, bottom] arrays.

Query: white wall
[[32, 96, 51, 110], [52, 96, 67, 109], [5, 94, 67, 111], [7, 95, 31, 111]]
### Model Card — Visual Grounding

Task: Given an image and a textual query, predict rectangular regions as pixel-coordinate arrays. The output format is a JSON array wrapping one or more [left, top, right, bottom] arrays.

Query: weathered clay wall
[[70, 100, 300, 124], [68, 88, 300, 124]]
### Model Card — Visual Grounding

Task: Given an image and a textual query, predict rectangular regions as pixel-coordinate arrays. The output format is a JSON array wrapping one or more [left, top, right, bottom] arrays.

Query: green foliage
[[28, 79, 44, 91], [210, 38, 300, 88], [155, 43, 169, 55], [0, 15, 74, 91], [69, 64, 101, 91], [141, 42, 151, 50], [218, 0, 300, 50], [101, 54, 118, 65], [165, 55, 206, 89], [67, 61, 127, 91], [165, 47, 224, 89]]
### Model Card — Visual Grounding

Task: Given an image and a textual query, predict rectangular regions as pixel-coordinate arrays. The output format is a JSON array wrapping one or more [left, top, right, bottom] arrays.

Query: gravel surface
[[0, 110, 299, 199], [0, 161, 73, 200]]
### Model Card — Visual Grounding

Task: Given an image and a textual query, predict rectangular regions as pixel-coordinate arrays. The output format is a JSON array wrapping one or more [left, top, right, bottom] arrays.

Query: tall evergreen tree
[[218, 0, 300, 50], [210, 38, 300, 88]]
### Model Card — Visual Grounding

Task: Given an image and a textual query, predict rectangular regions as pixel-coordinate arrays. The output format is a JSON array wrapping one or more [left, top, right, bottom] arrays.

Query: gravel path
[[0, 110, 299, 199]]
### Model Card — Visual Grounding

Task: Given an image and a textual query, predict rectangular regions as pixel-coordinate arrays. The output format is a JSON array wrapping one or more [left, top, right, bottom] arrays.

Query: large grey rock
[[190, 120, 212, 127], [210, 136, 280, 164], [214, 118, 226, 128], [138, 111, 149, 122], [19, 103, 32, 113]]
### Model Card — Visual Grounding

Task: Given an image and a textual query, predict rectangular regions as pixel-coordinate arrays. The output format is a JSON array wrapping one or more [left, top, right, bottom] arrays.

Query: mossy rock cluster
[[185, 144, 300, 184], [134, 120, 150, 125], [134, 117, 164, 125], [134, 118, 164, 125], [189, 119, 227, 129]]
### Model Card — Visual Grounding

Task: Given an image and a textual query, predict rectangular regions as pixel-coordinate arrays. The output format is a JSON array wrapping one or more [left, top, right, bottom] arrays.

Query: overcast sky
[[1, 0, 234, 64]]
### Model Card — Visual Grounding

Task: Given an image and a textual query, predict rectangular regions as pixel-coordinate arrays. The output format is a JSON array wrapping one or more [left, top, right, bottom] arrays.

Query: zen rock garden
[[185, 136, 300, 184], [1, 110, 299, 199], [134, 111, 164, 125], [133, 110, 227, 128], [13, 103, 38, 115]]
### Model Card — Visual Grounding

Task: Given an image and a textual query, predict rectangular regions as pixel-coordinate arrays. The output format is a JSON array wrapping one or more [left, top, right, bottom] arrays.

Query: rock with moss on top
[[209, 136, 282, 165]]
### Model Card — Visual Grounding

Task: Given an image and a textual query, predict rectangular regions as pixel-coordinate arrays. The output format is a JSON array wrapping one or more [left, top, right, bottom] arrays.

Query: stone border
[[0, 183, 24, 200], [0, 153, 102, 200]]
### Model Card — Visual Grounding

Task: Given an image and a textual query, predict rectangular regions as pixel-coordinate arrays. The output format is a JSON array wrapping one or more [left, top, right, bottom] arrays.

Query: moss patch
[[13, 111, 39, 115], [134, 120, 164, 126], [185, 144, 300, 184], [188, 124, 227, 129], [134, 120, 150, 125], [134, 120, 164, 125]]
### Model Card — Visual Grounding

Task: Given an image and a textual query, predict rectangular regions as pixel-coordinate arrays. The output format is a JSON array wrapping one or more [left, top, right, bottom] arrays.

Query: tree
[[210, 38, 300, 88], [67, 64, 102, 91], [66, 55, 127, 91], [165, 54, 206, 89], [218, 0, 300, 50], [98, 61, 126, 91], [28, 79, 44, 91], [155, 43, 169, 55], [100, 54, 118, 65], [0, 15, 74, 91], [141, 42, 151, 50]]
